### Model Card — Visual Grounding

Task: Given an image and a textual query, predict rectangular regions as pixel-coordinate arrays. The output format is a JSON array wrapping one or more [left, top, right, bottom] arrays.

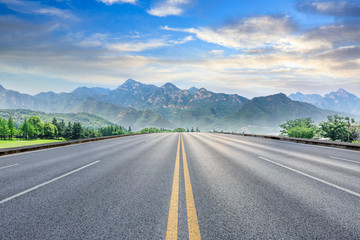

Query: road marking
[[258, 156, 360, 198], [166, 134, 201, 240], [330, 156, 360, 164], [0, 161, 100, 205], [0, 164, 19, 170], [165, 134, 181, 240], [181, 134, 201, 240]]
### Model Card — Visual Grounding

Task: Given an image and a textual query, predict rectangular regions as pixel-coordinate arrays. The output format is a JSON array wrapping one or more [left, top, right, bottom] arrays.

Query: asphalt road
[[0, 133, 359, 239]]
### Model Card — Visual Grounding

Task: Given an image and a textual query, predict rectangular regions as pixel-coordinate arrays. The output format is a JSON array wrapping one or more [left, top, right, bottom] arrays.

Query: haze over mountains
[[289, 89, 360, 115], [0, 80, 358, 133]]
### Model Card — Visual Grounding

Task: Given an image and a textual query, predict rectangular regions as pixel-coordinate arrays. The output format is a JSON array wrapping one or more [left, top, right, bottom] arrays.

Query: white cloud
[[98, 0, 137, 5], [147, 0, 191, 17], [298, 1, 360, 17], [79, 33, 109, 47], [169, 35, 194, 44], [208, 50, 224, 55], [1, 11, 359, 97], [108, 39, 169, 52], [106, 35, 193, 52], [0, 0, 77, 20], [162, 15, 294, 49], [34, 8, 74, 19]]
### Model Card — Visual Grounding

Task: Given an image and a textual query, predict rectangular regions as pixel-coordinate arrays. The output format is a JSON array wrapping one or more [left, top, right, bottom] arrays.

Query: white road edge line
[[258, 156, 360, 198], [0, 161, 100, 205], [329, 156, 360, 164], [0, 164, 19, 170]]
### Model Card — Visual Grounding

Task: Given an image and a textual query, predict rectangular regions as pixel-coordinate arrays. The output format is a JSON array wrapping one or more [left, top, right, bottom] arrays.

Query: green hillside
[[0, 109, 115, 129]]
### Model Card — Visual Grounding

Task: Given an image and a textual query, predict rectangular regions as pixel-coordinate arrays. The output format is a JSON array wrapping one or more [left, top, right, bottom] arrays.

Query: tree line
[[0, 116, 127, 140], [0, 115, 200, 141], [280, 115, 360, 143]]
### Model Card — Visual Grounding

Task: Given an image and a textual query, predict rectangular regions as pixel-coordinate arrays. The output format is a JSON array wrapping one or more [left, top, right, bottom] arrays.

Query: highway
[[0, 133, 359, 239]]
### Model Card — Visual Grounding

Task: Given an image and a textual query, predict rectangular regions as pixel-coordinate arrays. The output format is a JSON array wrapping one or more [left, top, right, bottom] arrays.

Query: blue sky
[[0, 0, 359, 98]]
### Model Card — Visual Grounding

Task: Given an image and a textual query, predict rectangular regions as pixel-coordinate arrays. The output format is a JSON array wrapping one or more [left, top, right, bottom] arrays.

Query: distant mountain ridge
[[0, 80, 355, 133], [0, 84, 172, 129], [227, 93, 334, 125], [289, 89, 360, 115]]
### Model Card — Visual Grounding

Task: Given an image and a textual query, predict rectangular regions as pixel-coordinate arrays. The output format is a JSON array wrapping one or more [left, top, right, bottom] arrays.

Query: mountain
[[0, 109, 115, 129], [0, 84, 48, 111], [0, 84, 172, 130], [1, 81, 357, 133], [71, 87, 111, 100], [288, 92, 322, 106], [220, 93, 344, 133], [289, 89, 360, 115], [228, 93, 334, 125], [188, 87, 199, 95], [85, 79, 249, 126]]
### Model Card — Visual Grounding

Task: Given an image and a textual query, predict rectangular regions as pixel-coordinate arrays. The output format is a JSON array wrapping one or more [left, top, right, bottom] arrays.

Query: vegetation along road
[[0, 133, 359, 239]]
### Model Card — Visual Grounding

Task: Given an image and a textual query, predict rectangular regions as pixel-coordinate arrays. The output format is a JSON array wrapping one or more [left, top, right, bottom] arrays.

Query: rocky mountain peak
[[162, 82, 180, 91], [326, 88, 357, 100], [118, 79, 142, 90], [188, 87, 199, 95], [334, 89, 351, 97]]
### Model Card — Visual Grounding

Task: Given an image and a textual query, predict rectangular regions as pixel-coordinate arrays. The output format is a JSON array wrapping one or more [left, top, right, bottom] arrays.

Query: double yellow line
[[166, 133, 201, 240]]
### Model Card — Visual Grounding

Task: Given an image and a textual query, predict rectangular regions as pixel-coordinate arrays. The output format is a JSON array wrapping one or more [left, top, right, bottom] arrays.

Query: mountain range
[[289, 89, 360, 115], [0, 80, 357, 133]]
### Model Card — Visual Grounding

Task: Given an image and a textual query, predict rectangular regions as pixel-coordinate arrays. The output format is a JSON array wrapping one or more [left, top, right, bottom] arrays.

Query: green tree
[[57, 120, 66, 138], [20, 117, 36, 139], [28, 116, 44, 138], [7, 116, 16, 140], [64, 122, 72, 140], [128, 126, 132, 133], [0, 117, 9, 140], [20, 117, 29, 139], [72, 122, 82, 140], [280, 118, 318, 139], [43, 122, 58, 139], [319, 115, 350, 142], [173, 128, 185, 132], [51, 117, 58, 126]]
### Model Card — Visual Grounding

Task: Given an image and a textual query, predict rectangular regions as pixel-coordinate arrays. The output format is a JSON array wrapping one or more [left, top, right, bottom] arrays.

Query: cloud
[[0, 11, 359, 97], [315, 46, 360, 61], [0, 0, 76, 20], [162, 15, 295, 49], [297, 1, 360, 17], [303, 24, 360, 45], [78, 33, 110, 47], [98, 0, 137, 5], [208, 50, 224, 55], [169, 35, 194, 44], [108, 39, 169, 52], [147, 0, 191, 17], [106, 35, 193, 52], [33, 8, 74, 19]]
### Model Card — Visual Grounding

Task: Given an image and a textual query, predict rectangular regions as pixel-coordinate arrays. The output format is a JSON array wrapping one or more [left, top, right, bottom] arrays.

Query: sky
[[0, 0, 360, 98]]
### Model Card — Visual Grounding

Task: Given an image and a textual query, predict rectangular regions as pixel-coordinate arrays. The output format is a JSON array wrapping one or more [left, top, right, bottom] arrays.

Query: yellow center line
[[165, 134, 181, 240], [181, 133, 201, 240], [166, 133, 201, 240]]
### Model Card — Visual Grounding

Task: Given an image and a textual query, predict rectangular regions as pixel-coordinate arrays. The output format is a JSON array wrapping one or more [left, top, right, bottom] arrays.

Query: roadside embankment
[[219, 132, 360, 151], [0, 134, 145, 156]]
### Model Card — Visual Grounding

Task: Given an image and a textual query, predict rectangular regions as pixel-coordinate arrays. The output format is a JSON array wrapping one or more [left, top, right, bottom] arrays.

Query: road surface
[[0, 133, 359, 239]]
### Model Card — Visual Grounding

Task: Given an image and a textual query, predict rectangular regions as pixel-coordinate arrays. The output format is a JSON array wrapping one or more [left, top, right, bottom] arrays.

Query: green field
[[0, 139, 64, 149]]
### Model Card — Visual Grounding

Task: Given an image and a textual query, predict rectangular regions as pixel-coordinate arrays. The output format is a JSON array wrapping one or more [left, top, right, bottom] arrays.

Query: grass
[[0, 139, 64, 149]]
